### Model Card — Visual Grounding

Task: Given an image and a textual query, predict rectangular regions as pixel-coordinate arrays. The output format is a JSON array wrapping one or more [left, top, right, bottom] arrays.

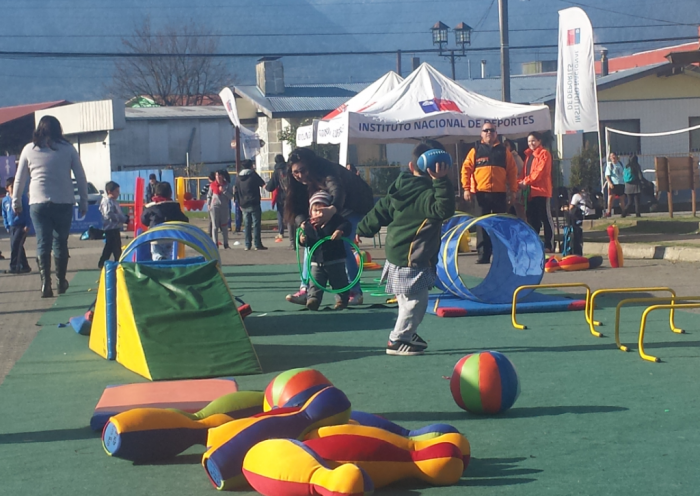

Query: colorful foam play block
[[90, 378, 240, 431]]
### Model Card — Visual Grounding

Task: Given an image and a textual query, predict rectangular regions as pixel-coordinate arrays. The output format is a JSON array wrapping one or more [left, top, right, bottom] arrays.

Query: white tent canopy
[[316, 63, 551, 163], [295, 71, 404, 147]]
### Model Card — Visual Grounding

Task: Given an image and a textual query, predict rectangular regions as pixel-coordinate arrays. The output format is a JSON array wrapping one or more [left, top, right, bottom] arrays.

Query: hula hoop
[[305, 236, 364, 294], [295, 228, 309, 285]]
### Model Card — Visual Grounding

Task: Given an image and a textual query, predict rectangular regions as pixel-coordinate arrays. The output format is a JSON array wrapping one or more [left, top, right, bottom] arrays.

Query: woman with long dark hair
[[519, 131, 555, 253], [12, 115, 88, 297], [284, 148, 374, 306]]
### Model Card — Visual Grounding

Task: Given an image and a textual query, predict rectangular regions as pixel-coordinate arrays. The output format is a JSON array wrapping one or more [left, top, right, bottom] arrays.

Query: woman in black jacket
[[265, 154, 293, 247], [284, 147, 374, 306]]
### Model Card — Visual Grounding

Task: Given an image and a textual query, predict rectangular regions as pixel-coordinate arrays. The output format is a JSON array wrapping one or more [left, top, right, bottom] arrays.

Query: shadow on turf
[[427, 340, 700, 355], [460, 457, 540, 486], [0, 426, 99, 444], [246, 310, 396, 336], [256, 344, 381, 372], [379, 405, 627, 422]]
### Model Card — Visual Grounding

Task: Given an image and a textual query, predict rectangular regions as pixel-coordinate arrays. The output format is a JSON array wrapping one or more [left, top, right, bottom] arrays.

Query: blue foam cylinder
[[104, 261, 117, 360], [437, 214, 544, 304]]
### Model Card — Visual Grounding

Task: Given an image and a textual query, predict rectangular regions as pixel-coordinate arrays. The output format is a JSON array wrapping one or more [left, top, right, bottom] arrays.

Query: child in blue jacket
[[2, 177, 32, 273]]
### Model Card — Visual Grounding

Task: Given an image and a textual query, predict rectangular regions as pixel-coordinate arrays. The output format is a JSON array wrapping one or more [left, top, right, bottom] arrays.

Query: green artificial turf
[[2, 264, 700, 495]]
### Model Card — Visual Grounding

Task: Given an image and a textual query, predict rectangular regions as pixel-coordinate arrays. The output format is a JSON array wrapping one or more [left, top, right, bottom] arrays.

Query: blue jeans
[[29, 202, 73, 260], [276, 210, 285, 237], [242, 205, 262, 249], [234, 202, 243, 232]]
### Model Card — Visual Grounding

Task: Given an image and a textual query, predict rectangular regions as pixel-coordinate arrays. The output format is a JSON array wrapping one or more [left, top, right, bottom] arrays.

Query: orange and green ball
[[263, 368, 334, 411], [450, 351, 520, 414]]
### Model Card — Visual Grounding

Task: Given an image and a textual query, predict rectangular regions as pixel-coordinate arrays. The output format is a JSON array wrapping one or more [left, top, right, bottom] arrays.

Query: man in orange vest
[[461, 123, 518, 264]]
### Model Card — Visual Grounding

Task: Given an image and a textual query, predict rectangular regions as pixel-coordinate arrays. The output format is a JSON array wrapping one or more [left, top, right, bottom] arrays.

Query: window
[[583, 119, 641, 156], [690, 117, 700, 153]]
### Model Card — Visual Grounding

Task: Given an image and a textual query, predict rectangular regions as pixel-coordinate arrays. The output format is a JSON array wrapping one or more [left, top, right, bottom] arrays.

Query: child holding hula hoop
[[357, 140, 455, 356], [299, 191, 352, 311]]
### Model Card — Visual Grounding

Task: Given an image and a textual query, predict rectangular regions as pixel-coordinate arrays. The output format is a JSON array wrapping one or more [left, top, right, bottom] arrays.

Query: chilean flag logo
[[420, 98, 462, 114], [567, 28, 580, 46]]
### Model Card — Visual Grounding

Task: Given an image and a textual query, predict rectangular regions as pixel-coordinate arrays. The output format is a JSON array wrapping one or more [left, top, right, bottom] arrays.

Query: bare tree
[[111, 19, 232, 106]]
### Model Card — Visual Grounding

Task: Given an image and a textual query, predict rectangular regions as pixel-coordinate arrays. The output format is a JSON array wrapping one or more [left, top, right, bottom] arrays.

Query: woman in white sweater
[[13, 116, 88, 297]]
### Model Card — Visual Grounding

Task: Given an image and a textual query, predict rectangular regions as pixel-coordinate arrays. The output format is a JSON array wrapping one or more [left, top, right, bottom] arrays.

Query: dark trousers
[[29, 202, 73, 260], [307, 261, 350, 305], [475, 192, 507, 262], [276, 210, 285, 237], [242, 205, 262, 249], [99, 229, 122, 268], [526, 196, 554, 251], [9, 226, 29, 271], [624, 193, 641, 217], [234, 202, 243, 232]]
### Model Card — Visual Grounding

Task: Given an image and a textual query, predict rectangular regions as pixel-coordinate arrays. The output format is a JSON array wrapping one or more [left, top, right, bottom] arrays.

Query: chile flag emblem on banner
[[420, 98, 462, 114]]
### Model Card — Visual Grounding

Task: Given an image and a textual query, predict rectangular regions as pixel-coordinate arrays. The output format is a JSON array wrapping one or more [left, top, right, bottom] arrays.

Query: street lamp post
[[431, 21, 472, 81]]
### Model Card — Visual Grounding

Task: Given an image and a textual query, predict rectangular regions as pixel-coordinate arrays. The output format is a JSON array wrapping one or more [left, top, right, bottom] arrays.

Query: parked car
[[73, 180, 102, 206]]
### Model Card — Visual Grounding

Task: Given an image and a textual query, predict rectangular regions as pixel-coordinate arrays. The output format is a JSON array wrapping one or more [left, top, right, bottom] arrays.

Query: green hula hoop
[[305, 236, 364, 294], [295, 228, 309, 285]]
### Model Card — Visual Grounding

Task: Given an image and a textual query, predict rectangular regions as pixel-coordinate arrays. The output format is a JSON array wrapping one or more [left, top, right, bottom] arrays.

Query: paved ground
[[2, 217, 699, 385]]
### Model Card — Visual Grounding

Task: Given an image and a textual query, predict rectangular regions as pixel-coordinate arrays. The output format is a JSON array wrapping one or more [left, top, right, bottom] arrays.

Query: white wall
[[69, 131, 112, 191], [110, 117, 237, 170], [598, 97, 700, 176], [559, 97, 700, 186]]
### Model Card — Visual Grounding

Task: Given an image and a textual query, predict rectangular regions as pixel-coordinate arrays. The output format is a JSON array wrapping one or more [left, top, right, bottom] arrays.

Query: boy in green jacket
[[357, 140, 455, 356]]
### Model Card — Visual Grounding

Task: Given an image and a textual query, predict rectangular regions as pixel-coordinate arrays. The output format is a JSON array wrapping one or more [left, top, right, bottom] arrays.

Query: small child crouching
[[298, 191, 351, 311], [357, 140, 455, 356], [141, 182, 189, 261]]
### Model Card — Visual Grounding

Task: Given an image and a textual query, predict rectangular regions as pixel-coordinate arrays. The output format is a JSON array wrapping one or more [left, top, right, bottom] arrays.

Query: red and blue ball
[[450, 351, 520, 414]]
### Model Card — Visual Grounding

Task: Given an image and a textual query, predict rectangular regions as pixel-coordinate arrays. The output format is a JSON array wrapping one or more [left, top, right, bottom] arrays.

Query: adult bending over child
[[284, 148, 374, 307]]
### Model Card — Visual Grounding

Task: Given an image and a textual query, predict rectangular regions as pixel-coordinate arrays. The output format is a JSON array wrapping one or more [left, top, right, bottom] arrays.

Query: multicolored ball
[[263, 368, 333, 412], [450, 351, 520, 414]]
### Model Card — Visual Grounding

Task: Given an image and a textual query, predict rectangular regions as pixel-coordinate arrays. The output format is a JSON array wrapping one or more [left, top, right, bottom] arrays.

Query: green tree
[[569, 143, 602, 190]]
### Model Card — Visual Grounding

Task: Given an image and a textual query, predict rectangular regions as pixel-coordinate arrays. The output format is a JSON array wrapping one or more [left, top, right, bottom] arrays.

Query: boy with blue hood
[[357, 140, 455, 356], [2, 177, 32, 273]]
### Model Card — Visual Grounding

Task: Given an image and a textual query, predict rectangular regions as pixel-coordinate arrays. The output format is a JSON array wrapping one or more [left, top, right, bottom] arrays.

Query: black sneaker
[[254, 246, 268, 251], [409, 334, 428, 350], [386, 340, 425, 356]]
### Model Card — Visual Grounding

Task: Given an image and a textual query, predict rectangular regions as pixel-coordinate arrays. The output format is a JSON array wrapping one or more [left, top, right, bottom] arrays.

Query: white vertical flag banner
[[555, 7, 598, 134], [219, 87, 241, 129]]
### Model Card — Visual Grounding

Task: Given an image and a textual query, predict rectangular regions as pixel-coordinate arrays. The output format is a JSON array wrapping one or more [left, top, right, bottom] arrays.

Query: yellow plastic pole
[[589, 287, 676, 337], [638, 302, 700, 363], [512, 283, 591, 331], [613, 296, 694, 352], [175, 177, 186, 259]]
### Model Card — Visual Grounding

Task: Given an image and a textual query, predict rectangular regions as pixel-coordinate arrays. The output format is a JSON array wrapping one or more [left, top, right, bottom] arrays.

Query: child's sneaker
[[334, 300, 348, 310], [286, 288, 307, 305], [306, 298, 320, 311], [386, 339, 425, 356], [409, 334, 428, 350]]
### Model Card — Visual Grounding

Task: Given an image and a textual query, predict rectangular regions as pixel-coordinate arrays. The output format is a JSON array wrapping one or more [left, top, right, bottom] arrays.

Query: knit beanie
[[309, 190, 332, 214]]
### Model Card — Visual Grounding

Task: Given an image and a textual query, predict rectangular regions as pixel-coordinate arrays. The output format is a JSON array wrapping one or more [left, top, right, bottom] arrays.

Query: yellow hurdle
[[613, 296, 695, 352], [511, 283, 592, 331], [588, 287, 676, 338], [638, 302, 700, 363]]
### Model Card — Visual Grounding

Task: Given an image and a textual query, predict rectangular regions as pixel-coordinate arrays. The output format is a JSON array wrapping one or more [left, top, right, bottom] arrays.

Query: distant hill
[[0, 0, 697, 106]]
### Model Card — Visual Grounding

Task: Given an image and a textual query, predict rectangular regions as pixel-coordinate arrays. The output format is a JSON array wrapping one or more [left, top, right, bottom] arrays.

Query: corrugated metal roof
[[235, 63, 677, 116], [235, 84, 362, 116], [0, 100, 69, 126], [125, 106, 229, 120]]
